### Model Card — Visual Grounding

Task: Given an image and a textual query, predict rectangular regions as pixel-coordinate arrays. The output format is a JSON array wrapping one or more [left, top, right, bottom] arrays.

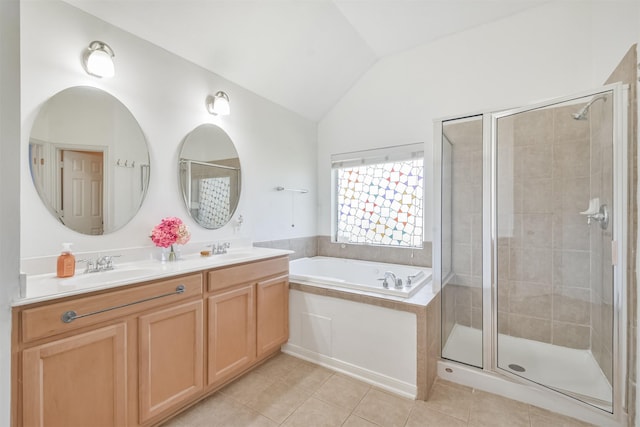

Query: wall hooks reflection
[[116, 159, 136, 168]]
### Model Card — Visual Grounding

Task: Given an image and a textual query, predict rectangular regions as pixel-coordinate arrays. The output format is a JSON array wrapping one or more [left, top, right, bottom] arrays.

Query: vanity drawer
[[208, 256, 288, 292], [20, 273, 203, 343]]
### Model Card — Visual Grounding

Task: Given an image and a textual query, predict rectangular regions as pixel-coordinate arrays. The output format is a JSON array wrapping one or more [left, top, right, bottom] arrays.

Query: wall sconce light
[[206, 91, 230, 116], [82, 41, 115, 78]]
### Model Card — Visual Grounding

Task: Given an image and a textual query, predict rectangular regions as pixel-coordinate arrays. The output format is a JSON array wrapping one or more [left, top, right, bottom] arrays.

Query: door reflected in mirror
[[29, 86, 150, 235], [179, 124, 241, 229]]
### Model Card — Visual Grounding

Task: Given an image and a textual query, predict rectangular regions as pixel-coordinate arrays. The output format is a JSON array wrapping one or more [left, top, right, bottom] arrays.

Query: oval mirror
[[29, 86, 150, 235], [178, 124, 241, 229]]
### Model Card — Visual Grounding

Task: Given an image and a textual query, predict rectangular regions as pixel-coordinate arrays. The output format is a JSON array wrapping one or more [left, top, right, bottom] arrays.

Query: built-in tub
[[289, 256, 432, 298]]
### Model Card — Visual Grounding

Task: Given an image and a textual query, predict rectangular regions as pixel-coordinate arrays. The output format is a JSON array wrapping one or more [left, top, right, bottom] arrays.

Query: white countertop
[[15, 247, 292, 307]]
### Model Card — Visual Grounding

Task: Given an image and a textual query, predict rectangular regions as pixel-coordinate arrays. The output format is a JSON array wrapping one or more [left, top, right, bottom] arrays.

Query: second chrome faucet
[[78, 255, 120, 273]]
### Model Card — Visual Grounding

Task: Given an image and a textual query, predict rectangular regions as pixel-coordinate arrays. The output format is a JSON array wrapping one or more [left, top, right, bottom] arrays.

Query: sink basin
[[26, 268, 161, 299], [62, 268, 159, 286], [217, 250, 255, 260]]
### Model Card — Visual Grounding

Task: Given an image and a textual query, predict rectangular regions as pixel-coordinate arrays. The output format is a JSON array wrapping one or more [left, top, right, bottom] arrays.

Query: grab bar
[[61, 285, 186, 323]]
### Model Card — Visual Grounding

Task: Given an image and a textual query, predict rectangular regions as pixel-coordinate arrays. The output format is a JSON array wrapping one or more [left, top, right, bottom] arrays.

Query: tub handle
[[377, 277, 390, 288], [379, 271, 403, 289]]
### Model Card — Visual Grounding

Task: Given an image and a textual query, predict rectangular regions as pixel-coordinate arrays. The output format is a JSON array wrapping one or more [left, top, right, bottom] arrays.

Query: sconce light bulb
[[83, 41, 115, 78], [207, 91, 230, 116]]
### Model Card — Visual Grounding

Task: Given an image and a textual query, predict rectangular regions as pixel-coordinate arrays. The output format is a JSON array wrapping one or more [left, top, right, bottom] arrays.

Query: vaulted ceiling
[[63, 0, 552, 121]]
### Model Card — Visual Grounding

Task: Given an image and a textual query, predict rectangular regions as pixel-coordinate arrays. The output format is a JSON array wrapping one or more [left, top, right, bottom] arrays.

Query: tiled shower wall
[[443, 103, 604, 351], [499, 104, 595, 349], [254, 236, 432, 267]]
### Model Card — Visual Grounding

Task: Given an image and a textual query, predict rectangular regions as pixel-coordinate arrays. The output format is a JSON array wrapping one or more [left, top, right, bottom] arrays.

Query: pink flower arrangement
[[150, 217, 191, 248]]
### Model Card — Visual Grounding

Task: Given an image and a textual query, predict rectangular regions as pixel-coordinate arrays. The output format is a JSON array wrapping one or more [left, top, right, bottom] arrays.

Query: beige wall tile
[[553, 250, 591, 289], [553, 138, 590, 178], [510, 248, 552, 284], [552, 287, 591, 325], [518, 144, 554, 179], [509, 281, 552, 319], [508, 314, 551, 343], [513, 109, 554, 146], [553, 106, 590, 142], [551, 321, 590, 349], [560, 214, 590, 251], [519, 214, 553, 249], [522, 178, 554, 214]]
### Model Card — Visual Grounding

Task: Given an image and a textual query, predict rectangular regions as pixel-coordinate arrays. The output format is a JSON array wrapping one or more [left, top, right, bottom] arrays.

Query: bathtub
[[289, 256, 432, 298]]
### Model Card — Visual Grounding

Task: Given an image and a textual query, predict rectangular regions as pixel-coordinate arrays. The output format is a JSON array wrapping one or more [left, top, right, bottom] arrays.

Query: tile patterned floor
[[162, 353, 596, 427]]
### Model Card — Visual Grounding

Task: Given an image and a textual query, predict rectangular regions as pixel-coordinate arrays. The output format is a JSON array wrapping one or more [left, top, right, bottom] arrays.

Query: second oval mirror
[[179, 124, 241, 229]]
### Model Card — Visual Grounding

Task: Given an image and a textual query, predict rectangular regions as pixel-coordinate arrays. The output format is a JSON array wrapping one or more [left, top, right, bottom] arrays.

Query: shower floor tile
[[443, 324, 612, 406]]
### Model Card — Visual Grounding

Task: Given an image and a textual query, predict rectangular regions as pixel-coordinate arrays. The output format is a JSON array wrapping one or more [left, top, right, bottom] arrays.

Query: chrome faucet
[[380, 271, 402, 289], [78, 255, 120, 273], [211, 242, 231, 255]]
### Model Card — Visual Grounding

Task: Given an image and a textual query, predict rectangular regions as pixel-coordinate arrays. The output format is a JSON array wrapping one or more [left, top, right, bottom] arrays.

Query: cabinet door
[[256, 275, 289, 358], [138, 300, 204, 423], [22, 323, 127, 427], [208, 284, 256, 386]]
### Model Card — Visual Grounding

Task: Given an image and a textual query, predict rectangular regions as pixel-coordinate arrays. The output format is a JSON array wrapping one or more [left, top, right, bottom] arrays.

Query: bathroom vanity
[[11, 252, 289, 427]]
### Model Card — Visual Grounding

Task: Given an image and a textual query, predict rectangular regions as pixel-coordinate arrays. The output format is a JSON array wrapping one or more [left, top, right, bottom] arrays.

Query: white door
[[61, 150, 104, 235]]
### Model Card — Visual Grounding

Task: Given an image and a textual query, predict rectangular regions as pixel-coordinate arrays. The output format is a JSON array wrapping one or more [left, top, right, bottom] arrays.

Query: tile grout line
[[277, 371, 336, 426]]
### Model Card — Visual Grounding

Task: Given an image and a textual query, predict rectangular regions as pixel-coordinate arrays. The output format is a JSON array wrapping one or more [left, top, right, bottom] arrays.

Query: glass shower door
[[440, 115, 484, 368], [492, 88, 619, 411]]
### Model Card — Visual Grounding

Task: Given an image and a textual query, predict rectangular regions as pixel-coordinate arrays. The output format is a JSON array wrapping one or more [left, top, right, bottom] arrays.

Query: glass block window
[[333, 145, 423, 248]]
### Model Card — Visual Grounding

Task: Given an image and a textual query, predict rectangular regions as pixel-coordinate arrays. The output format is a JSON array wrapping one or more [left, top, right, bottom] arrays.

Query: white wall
[[285, 290, 417, 397], [317, 1, 640, 241], [0, 1, 21, 425], [21, 0, 318, 261]]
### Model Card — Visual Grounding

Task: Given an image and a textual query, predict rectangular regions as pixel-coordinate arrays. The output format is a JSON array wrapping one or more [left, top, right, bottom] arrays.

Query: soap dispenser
[[56, 243, 76, 278]]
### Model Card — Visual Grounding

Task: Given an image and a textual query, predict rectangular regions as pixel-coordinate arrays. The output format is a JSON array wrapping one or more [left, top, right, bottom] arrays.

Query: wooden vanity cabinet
[[138, 299, 204, 423], [206, 256, 289, 388], [16, 273, 204, 427], [207, 284, 256, 385], [13, 256, 289, 427], [256, 274, 289, 358], [22, 322, 128, 427]]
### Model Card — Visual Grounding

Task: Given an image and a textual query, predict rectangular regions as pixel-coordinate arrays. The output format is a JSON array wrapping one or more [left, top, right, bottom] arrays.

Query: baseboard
[[282, 343, 417, 399]]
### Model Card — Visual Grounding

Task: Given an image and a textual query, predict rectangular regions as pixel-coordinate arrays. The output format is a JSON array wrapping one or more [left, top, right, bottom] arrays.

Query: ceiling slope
[[61, 0, 552, 121]]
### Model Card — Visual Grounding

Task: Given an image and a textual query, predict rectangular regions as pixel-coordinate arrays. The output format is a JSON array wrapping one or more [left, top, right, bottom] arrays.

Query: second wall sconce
[[82, 41, 115, 78], [206, 91, 231, 116]]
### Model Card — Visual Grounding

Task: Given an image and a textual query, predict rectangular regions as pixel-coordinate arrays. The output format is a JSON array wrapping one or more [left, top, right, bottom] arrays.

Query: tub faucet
[[381, 271, 402, 289]]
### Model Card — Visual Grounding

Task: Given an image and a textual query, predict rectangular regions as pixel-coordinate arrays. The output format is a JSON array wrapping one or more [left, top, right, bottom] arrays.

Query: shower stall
[[434, 83, 628, 425]]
